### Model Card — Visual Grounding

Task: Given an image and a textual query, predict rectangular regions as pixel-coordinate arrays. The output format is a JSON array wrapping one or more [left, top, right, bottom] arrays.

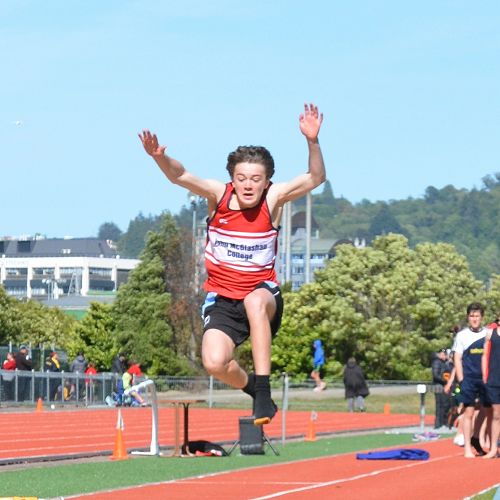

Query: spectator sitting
[[122, 361, 146, 406]]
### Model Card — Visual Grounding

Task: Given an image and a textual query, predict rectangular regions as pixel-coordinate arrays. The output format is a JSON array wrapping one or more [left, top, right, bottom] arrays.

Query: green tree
[[368, 203, 406, 241], [97, 222, 122, 242], [273, 234, 482, 380], [69, 302, 116, 371], [0, 286, 78, 351], [117, 212, 162, 258], [112, 214, 196, 375]]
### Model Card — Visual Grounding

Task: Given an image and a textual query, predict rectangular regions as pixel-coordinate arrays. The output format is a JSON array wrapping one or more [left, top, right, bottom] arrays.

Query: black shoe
[[253, 394, 278, 426], [471, 437, 486, 456]]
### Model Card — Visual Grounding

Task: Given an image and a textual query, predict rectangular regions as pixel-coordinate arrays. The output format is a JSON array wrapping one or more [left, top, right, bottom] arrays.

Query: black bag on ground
[[188, 440, 228, 456]]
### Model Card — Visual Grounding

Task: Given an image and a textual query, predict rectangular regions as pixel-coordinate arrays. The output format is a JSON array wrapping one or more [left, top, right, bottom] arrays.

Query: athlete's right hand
[[138, 130, 166, 157]]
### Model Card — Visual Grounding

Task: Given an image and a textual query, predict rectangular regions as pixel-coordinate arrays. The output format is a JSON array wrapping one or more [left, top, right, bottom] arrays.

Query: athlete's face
[[231, 162, 270, 209], [467, 310, 483, 330]]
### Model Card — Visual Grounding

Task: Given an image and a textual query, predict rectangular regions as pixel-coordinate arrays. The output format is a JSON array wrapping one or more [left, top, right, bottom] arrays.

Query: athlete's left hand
[[299, 103, 323, 141]]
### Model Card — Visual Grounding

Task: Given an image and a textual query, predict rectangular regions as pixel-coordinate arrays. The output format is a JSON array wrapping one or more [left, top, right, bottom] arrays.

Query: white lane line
[[250, 453, 460, 499]]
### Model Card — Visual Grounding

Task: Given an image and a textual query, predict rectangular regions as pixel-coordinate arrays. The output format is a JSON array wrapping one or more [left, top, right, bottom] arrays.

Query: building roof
[[291, 211, 319, 231], [290, 237, 338, 254], [0, 238, 118, 258]]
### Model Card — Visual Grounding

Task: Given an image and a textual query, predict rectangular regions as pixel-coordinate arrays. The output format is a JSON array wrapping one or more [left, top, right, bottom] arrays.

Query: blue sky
[[1, 1, 499, 238]]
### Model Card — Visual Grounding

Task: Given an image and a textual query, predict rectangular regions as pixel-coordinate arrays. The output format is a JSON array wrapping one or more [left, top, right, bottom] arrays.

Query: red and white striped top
[[204, 183, 279, 299]]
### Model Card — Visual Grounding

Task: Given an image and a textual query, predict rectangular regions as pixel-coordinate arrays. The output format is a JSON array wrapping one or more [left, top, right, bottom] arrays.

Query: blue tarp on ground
[[356, 448, 430, 460]]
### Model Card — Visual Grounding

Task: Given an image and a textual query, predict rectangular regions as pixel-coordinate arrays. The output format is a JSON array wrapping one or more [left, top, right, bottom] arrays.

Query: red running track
[[0, 406, 431, 461], [67, 440, 500, 500]]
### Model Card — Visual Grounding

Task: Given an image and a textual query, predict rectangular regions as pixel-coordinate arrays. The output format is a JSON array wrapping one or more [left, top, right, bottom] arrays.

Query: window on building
[[60, 267, 83, 277], [89, 267, 112, 278], [6, 268, 28, 277], [33, 267, 55, 278]]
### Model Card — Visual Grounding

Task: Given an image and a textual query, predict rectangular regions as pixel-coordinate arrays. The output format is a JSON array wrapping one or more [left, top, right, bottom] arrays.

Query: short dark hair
[[466, 302, 484, 316], [226, 146, 275, 179]]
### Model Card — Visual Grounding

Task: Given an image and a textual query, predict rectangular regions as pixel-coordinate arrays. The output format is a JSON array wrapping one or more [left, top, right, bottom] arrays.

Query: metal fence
[[0, 370, 432, 415], [0, 369, 118, 405]]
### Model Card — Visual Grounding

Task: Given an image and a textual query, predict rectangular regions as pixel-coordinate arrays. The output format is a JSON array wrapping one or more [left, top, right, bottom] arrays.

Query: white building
[[0, 237, 139, 302], [276, 211, 365, 290]]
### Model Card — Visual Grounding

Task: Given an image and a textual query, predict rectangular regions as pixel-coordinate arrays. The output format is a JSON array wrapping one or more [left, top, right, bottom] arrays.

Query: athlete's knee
[[201, 351, 229, 377], [244, 291, 273, 318]]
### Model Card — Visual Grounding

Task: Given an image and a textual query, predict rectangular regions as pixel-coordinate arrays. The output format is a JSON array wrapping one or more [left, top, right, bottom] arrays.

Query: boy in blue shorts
[[453, 302, 491, 458]]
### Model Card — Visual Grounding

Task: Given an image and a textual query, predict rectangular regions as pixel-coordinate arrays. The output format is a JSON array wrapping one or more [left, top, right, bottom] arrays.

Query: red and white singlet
[[204, 183, 279, 299]]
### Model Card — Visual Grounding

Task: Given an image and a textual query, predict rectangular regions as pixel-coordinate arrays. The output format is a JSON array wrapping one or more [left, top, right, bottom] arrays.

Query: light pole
[[42, 278, 53, 305], [42, 278, 63, 305], [190, 195, 200, 294]]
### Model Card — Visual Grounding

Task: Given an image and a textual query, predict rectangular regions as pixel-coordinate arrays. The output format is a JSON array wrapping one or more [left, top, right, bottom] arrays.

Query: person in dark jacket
[[45, 351, 62, 401], [111, 353, 127, 374], [432, 348, 453, 429], [70, 351, 88, 399], [343, 357, 369, 412], [14, 345, 33, 401], [111, 353, 127, 391]]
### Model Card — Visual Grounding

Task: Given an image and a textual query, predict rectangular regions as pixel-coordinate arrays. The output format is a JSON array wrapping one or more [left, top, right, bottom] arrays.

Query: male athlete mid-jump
[[139, 103, 326, 425]]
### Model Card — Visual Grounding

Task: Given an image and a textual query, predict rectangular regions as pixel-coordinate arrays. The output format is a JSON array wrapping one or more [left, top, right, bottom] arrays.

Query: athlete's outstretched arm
[[138, 129, 224, 203], [269, 103, 326, 206]]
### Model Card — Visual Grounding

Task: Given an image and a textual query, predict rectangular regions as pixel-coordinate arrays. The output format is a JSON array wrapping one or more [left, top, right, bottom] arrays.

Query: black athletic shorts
[[460, 377, 491, 407], [201, 281, 284, 347]]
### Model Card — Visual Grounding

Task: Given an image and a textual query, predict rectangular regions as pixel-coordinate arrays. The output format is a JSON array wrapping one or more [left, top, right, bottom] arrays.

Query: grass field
[[211, 388, 437, 416], [1, 390, 496, 499], [0, 431, 496, 499], [0, 433, 418, 498]]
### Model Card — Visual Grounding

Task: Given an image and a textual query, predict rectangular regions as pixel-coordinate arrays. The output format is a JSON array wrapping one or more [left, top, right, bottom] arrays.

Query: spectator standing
[[2, 352, 17, 400], [453, 302, 491, 458], [112, 352, 127, 374], [432, 348, 452, 429], [45, 351, 61, 401], [70, 351, 88, 399], [111, 352, 127, 391], [14, 345, 33, 401], [343, 357, 369, 412], [84, 362, 98, 404], [311, 340, 326, 392]]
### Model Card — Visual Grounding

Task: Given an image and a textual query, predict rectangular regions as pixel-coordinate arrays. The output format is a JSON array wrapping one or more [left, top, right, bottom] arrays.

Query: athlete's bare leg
[[463, 406, 476, 458], [484, 404, 500, 458], [244, 287, 277, 425], [201, 329, 248, 388], [244, 287, 275, 375]]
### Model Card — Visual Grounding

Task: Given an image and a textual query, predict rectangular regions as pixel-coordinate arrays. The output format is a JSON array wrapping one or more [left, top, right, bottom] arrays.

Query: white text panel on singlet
[[206, 226, 277, 272]]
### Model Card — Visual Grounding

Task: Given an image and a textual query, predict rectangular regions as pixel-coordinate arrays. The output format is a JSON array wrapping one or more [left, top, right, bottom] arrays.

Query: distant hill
[[108, 174, 500, 282]]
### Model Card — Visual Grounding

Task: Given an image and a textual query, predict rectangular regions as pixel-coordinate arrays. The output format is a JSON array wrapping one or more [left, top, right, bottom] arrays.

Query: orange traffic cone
[[384, 403, 391, 415], [36, 397, 43, 413], [304, 411, 317, 442], [110, 409, 128, 460]]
